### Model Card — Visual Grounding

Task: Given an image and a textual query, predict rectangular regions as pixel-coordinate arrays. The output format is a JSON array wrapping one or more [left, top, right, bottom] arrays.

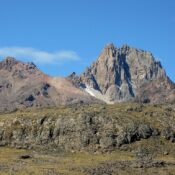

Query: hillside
[[0, 57, 99, 112], [0, 103, 175, 174]]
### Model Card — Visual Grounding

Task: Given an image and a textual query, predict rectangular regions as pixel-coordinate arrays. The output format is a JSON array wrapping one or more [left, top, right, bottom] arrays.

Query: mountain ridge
[[70, 43, 175, 103], [0, 57, 99, 112], [0, 43, 175, 111]]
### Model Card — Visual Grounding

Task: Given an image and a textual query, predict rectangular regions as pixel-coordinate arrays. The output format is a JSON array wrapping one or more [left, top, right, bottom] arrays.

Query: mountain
[[0, 57, 98, 112], [0, 43, 174, 112], [71, 44, 175, 104]]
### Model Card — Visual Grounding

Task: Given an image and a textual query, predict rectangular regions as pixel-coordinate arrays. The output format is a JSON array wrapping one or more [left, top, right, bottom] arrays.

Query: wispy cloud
[[0, 47, 81, 64]]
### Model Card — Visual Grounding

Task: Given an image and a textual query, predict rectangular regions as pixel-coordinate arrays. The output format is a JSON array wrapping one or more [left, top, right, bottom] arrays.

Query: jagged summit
[[0, 57, 18, 70], [0, 57, 37, 72], [4, 56, 16, 62], [100, 43, 116, 58], [77, 44, 175, 104], [99, 43, 155, 62], [104, 43, 116, 52]]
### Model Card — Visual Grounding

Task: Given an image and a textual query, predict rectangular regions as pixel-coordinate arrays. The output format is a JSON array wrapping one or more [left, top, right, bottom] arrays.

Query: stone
[[164, 151, 169, 155], [19, 155, 32, 159], [71, 44, 175, 104]]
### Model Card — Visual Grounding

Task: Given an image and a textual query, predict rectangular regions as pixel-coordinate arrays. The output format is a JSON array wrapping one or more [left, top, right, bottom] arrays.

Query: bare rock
[[76, 44, 175, 104]]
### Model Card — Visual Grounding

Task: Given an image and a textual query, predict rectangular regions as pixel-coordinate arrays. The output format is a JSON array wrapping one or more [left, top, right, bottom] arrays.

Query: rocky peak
[[100, 43, 116, 58], [0, 57, 40, 77], [4, 56, 16, 62], [0, 57, 18, 71], [103, 43, 115, 52], [78, 43, 175, 103], [120, 44, 130, 52]]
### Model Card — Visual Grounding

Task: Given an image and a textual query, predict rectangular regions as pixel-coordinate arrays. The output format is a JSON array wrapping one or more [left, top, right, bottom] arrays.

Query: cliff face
[[78, 44, 175, 103]]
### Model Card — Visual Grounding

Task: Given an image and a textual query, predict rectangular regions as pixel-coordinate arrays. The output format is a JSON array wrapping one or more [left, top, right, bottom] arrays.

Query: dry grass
[[0, 145, 175, 175], [0, 147, 134, 175], [0, 103, 175, 174]]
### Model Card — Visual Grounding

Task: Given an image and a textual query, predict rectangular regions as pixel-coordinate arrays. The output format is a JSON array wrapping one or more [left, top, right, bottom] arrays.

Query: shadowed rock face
[[0, 57, 99, 112], [76, 44, 175, 103]]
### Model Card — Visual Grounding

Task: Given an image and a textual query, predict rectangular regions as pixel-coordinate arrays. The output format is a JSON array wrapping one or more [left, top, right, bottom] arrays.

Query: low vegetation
[[0, 103, 175, 174]]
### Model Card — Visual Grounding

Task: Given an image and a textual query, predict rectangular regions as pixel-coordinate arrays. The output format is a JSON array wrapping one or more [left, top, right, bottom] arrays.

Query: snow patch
[[85, 86, 96, 97], [84, 85, 114, 104]]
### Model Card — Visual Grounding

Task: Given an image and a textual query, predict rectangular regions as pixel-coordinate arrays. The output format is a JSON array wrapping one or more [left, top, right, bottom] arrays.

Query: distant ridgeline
[[0, 43, 175, 111]]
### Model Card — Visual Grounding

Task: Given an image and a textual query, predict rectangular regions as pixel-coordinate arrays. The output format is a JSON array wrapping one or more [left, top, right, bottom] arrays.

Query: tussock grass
[[0, 145, 175, 175], [0, 103, 175, 174]]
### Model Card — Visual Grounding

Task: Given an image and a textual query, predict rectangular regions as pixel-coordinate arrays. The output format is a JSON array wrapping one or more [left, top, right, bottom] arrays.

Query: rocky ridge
[[0, 103, 175, 152], [0, 57, 99, 112], [71, 44, 175, 104]]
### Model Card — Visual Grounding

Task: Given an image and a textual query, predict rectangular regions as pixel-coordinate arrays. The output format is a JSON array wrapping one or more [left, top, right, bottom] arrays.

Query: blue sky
[[0, 0, 174, 82]]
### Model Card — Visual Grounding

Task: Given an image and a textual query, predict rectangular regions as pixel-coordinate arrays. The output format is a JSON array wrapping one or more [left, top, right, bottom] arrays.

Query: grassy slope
[[0, 103, 175, 175], [0, 144, 175, 175]]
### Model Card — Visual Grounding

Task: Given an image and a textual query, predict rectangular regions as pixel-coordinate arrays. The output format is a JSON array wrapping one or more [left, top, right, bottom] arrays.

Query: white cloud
[[0, 47, 81, 64]]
